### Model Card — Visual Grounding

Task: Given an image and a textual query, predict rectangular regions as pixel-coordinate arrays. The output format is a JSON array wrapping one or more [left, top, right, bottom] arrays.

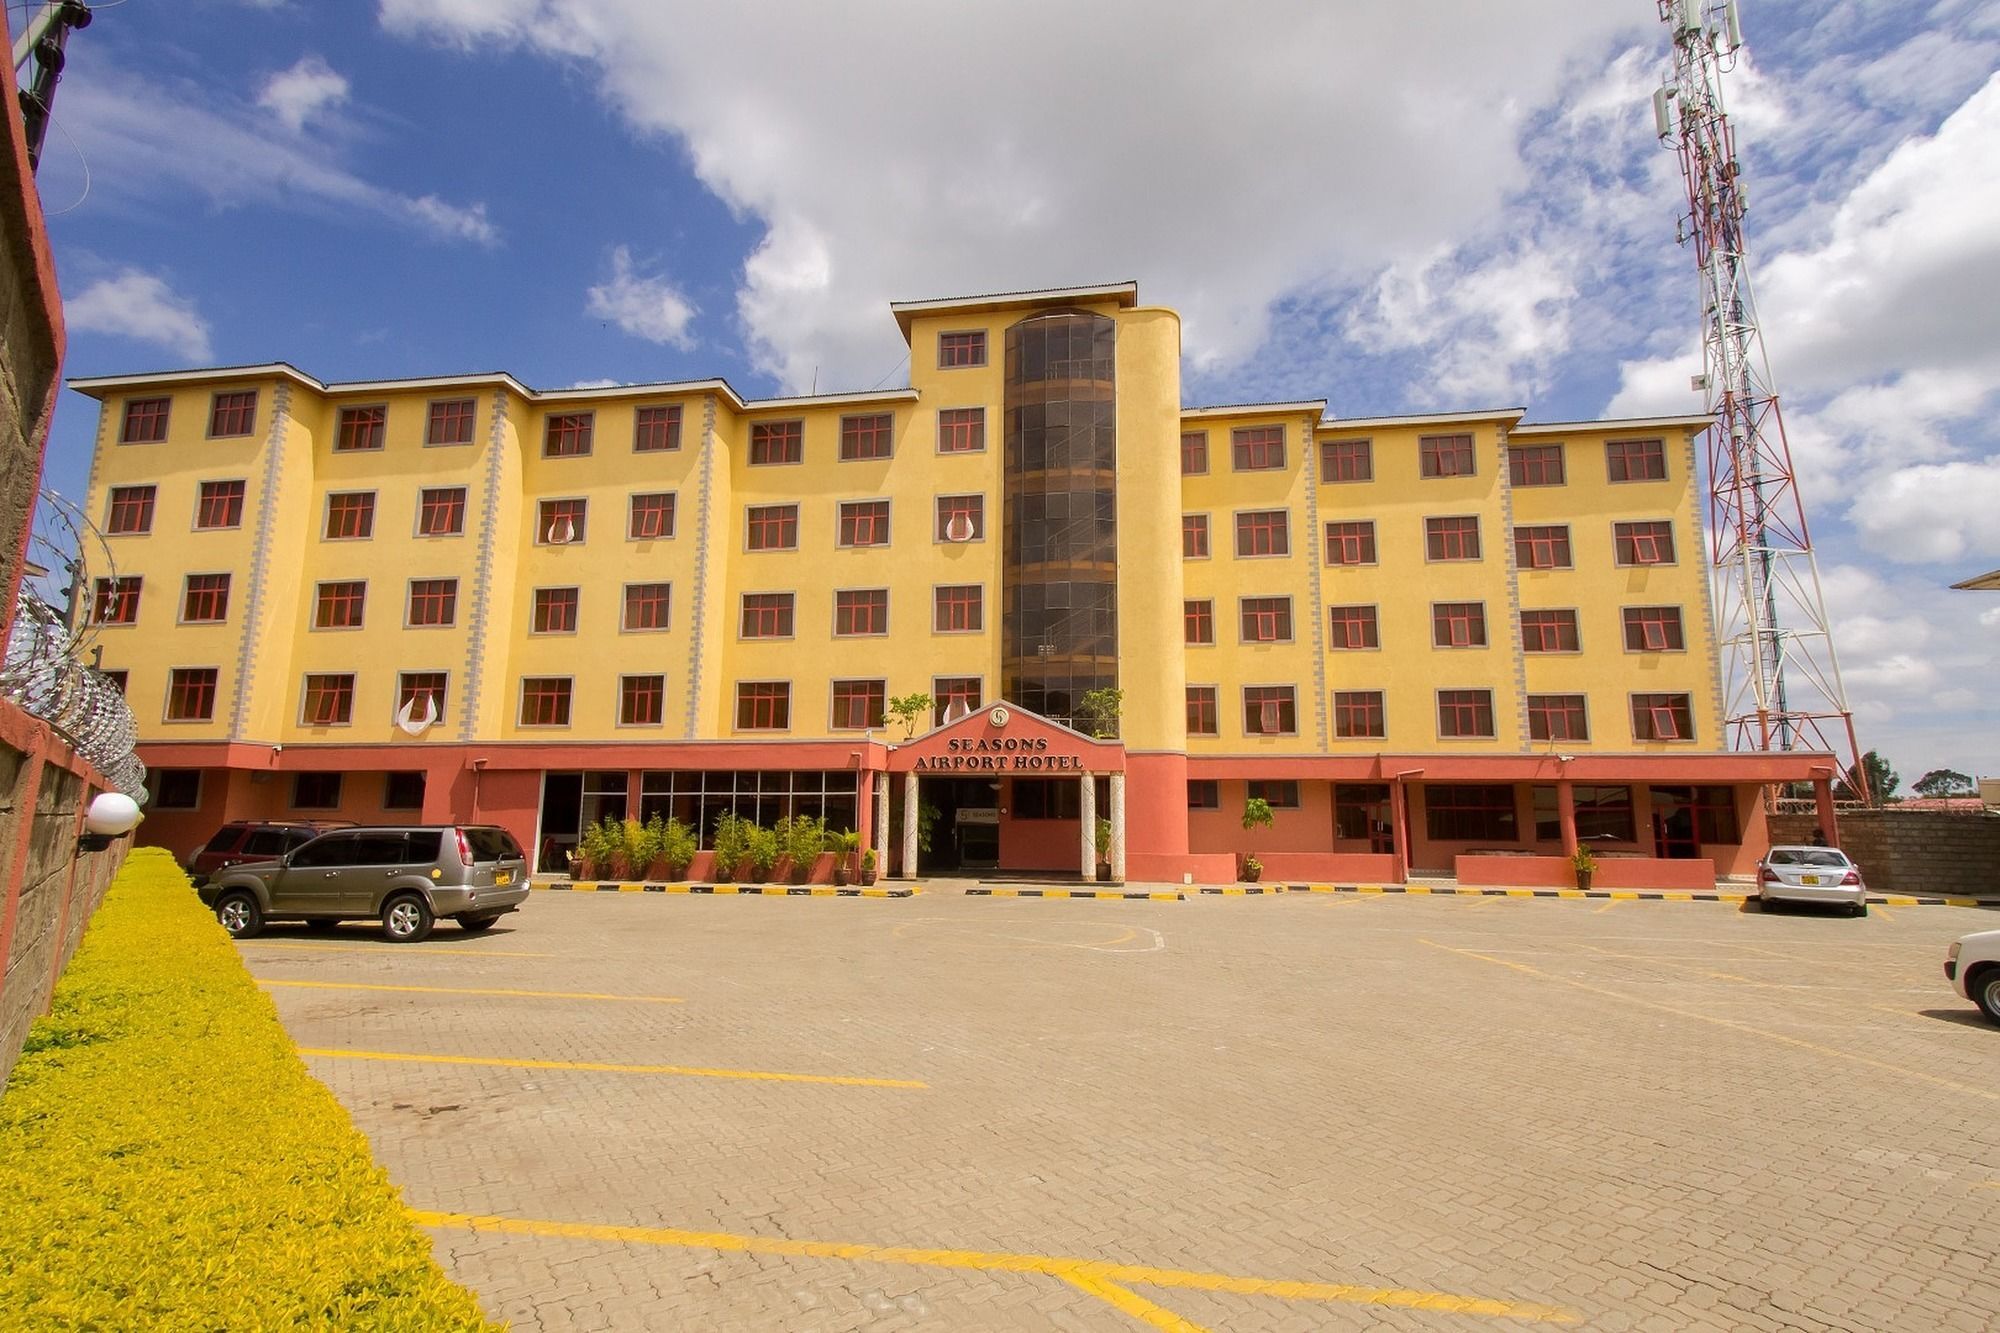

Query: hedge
[[0, 848, 498, 1330]]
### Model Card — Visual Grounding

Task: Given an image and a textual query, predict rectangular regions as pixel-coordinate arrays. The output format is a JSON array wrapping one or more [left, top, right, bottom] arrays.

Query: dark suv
[[185, 820, 352, 886], [200, 825, 529, 943]]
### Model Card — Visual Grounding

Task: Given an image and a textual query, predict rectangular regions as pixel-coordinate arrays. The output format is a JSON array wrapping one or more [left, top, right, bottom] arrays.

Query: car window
[[463, 828, 522, 862], [349, 833, 413, 866], [241, 830, 292, 857], [404, 831, 443, 863], [290, 834, 360, 868], [1796, 850, 1849, 868], [203, 826, 247, 856], [284, 831, 317, 852]]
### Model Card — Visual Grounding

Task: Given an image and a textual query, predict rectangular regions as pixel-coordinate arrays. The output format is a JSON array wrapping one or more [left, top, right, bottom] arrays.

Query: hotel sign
[[914, 736, 1087, 773]]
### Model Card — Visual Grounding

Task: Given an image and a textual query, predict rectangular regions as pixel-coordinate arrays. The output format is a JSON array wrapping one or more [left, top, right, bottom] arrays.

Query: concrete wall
[[1771, 811, 2000, 899]]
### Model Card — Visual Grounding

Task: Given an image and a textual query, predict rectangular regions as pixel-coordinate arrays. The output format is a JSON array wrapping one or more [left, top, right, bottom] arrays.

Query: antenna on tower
[[1655, 0, 1868, 798]]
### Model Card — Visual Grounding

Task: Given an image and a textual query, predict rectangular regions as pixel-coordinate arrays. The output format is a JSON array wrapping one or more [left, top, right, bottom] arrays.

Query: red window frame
[[1425, 515, 1481, 561], [1425, 783, 1517, 841], [935, 494, 984, 542], [1527, 694, 1588, 742], [208, 391, 257, 438], [750, 419, 803, 465], [1239, 597, 1292, 643], [544, 412, 594, 458], [532, 587, 578, 634], [747, 503, 799, 551], [1508, 444, 1565, 486], [739, 592, 794, 639], [1623, 606, 1685, 651], [839, 413, 893, 461], [301, 673, 355, 726], [1182, 514, 1210, 559], [1243, 686, 1297, 736], [1327, 604, 1379, 649], [537, 498, 588, 545], [838, 500, 890, 547], [1438, 689, 1496, 739], [938, 331, 986, 367], [406, 579, 457, 627], [1419, 433, 1474, 478], [418, 486, 467, 536], [1320, 438, 1371, 483], [313, 581, 366, 629], [519, 677, 573, 727], [107, 485, 155, 535], [934, 584, 983, 633], [735, 681, 790, 730], [1180, 431, 1208, 475], [624, 580, 672, 632], [629, 492, 676, 540], [1235, 509, 1289, 558], [196, 480, 246, 530], [166, 667, 218, 721], [932, 677, 982, 725], [831, 679, 887, 730], [1615, 521, 1676, 566], [634, 404, 682, 452], [1333, 690, 1385, 739], [1431, 602, 1486, 648], [1184, 599, 1214, 646], [324, 491, 375, 540], [834, 589, 888, 636], [120, 396, 170, 444], [1632, 693, 1693, 741], [181, 573, 229, 623], [1231, 425, 1286, 471], [1607, 437, 1667, 482], [1324, 520, 1376, 566], [619, 675, 666, 726], [398, 672, 448, 715], [1513, 525, 1572, 570], [1520, 609, 1581, 653], [92, 577, 141, 625], [938, 408, 985, 454], [1185, 686, 1219, 737], [426, 398, 476, 446], [336, 405, 386, 452]]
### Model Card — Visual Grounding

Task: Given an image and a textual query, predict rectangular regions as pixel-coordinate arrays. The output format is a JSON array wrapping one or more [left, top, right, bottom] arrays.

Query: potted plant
[[1094, 816, 1113, 881], [1242, 854, 1265, 884], [577, 816, 622, 881], [1241, 796, 1274, 882], [709, 811, 750, 883], [861, 848, 878, 885], [1571, 844, 1598, 891], [830, 829, 861, 886], [780, 814, 827, 884], [745, 823, 781, 883], [657, 816, 697, 881]]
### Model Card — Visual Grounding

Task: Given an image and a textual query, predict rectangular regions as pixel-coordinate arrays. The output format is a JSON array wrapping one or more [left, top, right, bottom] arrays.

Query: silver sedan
[[1757, 845, 1868, 917]]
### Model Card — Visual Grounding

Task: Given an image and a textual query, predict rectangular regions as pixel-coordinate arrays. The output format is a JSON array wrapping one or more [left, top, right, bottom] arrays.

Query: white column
[[1109, 772, 1127, 884], [1079, 772, 1097, 879], [902, 771, 920, 879], [874, 773, 891, 872]]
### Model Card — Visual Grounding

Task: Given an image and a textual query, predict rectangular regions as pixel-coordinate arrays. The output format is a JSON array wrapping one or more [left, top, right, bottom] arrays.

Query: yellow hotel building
[[72, 282, 1834, 887]]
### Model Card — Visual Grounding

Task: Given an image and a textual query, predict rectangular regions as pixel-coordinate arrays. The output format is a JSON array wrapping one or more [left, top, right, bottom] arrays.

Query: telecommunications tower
[[1653, 0, 1866, 792]]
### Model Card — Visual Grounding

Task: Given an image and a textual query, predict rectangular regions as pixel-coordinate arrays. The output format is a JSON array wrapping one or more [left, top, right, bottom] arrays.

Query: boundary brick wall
[[1770, 811, 2000, 900]]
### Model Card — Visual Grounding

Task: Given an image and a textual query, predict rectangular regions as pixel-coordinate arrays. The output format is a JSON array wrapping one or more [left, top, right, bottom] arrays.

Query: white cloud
[[64, 271, 214, 360], [409, 195, 498, 246], [1849, 461, 2000, 564], [257, 55, 350, 134], [586, 247, 696, 348]]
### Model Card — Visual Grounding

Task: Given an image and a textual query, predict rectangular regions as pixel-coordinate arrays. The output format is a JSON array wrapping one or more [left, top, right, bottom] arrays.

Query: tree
[[1076, 686, 1123, 739], [1913, 768, 1974, 799], [1834, 750, 1899, 807], [885, 692, 934, 740]]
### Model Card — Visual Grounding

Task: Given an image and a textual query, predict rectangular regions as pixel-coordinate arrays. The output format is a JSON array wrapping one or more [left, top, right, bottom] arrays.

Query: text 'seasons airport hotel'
[[73, 282, 1838, 887]]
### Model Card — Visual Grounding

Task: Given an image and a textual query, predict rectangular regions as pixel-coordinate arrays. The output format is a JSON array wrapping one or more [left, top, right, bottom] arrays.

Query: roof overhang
[[1510, 414, 1715, 437], [68, 366, 750, 411], [1951, 570, 2000, 591], [1182, 400, 1328, 423], [1318, 408, 1525, 432], [890, 282, 1139, 339]]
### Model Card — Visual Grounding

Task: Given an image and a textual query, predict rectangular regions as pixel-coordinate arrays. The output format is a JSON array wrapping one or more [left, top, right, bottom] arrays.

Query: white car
[[1757, 845, 1867, 917], [1945, 929, 2000, 1026]]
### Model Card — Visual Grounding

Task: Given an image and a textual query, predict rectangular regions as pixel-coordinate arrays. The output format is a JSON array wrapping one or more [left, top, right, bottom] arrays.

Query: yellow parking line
[[257, 979, 683, 1004], [410, 1210, 1578, 1323], [299, 1048, 925, 1089], [1062, 1270, 1208, 1330], [237, 940, 557, 959]]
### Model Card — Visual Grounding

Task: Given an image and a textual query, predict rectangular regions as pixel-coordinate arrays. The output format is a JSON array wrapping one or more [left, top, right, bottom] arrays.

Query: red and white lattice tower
[[1654, 0, 1866, 791]]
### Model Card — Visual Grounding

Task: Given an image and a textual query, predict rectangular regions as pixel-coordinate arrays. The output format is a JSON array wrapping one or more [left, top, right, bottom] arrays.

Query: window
[[750, 419, 803, 465], [1425, 784, 1516, 841], [840, 413, 893, 461], [1243, 685, 1297, 736], [292, 772, 343, 810], [532, 587, 578, 634], [1614, 521, 1676, 566], [735, 681, 790, 730], [1527, 694, 1589, 741], [1184, 599, 1214, 646], [624, 582, 671, 631], [1320, 438, 1372, 483], [1180, 431, 1208, 475], [152, 769, 201, 809], [1623, 606, 1686, 651], [166, 668, 218, 721], [1632, 693, 1694, 741], [1232, 425, 1286, 471], [1324, 520, 1377, 566], [1187, 780, 1220, 810], [406, 579, 457, 627], [747, 503, 799, 551], [301, 673, 355, 725], [832, 679, 887, 729], [620, 675, 666, 726], [835, 588, 888, 636], [325, 491, 375, 540], [1013, 779, 1084, 820], [544, 411, 594, 457], [120, 396, 170, 444], [740, 592, 792, 638], [936, 494, 984, 542], [397, 672, 448, 717], [196, 480, 246, 530], [1182, 514, 1210, 559], [1607, 437, 1667, 482], [1508, 444, 1565, 486], [1431, 602, 1487, 648], [107, 486, 155, 535], [92, 577, 141, 625], [181, 574, 229, 623], [933, 677, 981, 725], [1334, 784, 1392, 841], [1438, 689, 1496, 739], [537, 498, 587, 545], [520, 677, 573, 726], [934, 584, 983, 633], [937, 407, 985, 454], [838, 499, 891, 547], [629, 492, 676, 540], [1513, 525, 1572, 570], [1239, 597, 1293, 643], [418, 486, 467, 536], [634, 404, 682, 452], [336, 405, 386, 452], [1247, 780, 1301, 809], [1186, 686, 1219, 737], [208, 391, 257, 438], [1333, 690, 1386, 739], [384, 772, 427, 810], [938, 330, 986, 367], [1520, 609, 1581, 653], [1533, 785, 1635, 843], [1419, 433, 1475, 478], [313, 581, 366, 629], [1425, 515, 1481, 561], [1327, 604, 1379, 649], [426, 398, 476, 446], [1693, 787, 1740, 844], [1235, 510, 1289, 557], [99, 670, 128, 695]]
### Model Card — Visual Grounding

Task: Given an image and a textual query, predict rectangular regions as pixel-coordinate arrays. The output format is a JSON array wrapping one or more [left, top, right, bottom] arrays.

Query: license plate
[[494, 871, 512, 885], [1800, 874, 1819, 886]]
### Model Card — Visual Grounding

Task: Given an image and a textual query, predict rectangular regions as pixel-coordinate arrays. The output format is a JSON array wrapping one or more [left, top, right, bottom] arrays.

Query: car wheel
[[381, 894, 435, 944], [215, 890, 262, 940], [1976, 971, 2000, 1027], [1850, 903, 1868, 918], [306, 918, 339, 933], [457, 913, 501, 933]]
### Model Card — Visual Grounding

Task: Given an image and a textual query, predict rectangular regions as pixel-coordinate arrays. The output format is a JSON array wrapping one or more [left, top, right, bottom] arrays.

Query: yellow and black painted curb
[[965, 887, 1183, 901], [531, 880, 917, 899], [1281, 884, 1993, 908]]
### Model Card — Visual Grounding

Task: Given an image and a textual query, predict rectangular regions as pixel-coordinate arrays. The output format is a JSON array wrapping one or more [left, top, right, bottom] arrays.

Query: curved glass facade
[[1001, 309, 1118, 728]]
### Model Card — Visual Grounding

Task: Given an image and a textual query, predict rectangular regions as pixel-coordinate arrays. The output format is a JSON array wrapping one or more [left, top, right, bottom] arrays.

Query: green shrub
[[744, 824, 781, 881], [0, 849, 496, 1330], [710, 810, 749, 880], [778, 814, 827, 880], [659, 817, 697, 878]]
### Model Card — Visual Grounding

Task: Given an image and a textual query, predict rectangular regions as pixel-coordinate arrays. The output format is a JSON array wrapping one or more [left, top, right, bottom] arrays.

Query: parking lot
[[245, 890, 1999, 1332]]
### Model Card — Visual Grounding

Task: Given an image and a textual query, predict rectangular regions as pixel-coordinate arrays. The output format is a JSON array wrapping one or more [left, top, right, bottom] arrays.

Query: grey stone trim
[[1301, 416, 1330, 751], [228, 382, 291, 739], [1685, 428, 1728, 741], [457, 387, 509, 741], [1495, 423, 1530, 747], [682, 392, 718, 738]]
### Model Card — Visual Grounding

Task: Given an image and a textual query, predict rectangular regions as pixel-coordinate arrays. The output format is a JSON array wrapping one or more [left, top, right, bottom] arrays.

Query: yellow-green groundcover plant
[[0, 848, 499, 1330]]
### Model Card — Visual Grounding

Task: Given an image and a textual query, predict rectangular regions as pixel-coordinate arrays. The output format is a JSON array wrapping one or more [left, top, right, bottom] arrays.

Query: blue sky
[[23, 0, 2000, 783]]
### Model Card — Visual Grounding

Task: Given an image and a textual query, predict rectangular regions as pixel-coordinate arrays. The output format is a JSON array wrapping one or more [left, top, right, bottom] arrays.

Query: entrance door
[[1335, 784, 1396, 856], [1650, 787, 1700, 859]]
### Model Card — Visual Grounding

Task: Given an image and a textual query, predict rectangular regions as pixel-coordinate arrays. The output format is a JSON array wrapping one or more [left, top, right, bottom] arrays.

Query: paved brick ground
[[244, 893, 2000, 1331]]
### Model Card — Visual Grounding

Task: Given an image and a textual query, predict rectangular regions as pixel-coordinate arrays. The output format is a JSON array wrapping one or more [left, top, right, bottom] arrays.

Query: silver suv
[[200, 825, 529, 943]]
